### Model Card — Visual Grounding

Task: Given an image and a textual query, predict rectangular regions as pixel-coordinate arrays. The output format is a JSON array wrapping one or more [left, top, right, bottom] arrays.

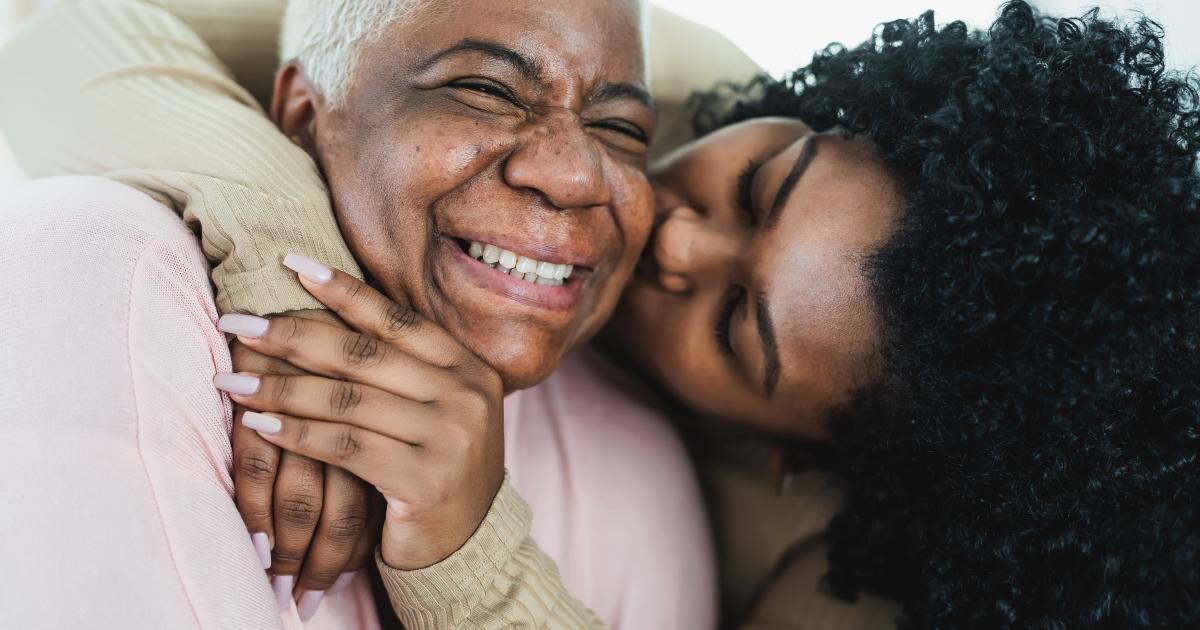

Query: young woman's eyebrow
[[766, 134, 819, 229], [755, 291, 781, 396]]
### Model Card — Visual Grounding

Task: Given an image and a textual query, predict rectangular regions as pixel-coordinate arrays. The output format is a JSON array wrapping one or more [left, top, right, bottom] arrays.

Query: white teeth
[[516, 256, 538, 274], [467, 240, 576, 287]]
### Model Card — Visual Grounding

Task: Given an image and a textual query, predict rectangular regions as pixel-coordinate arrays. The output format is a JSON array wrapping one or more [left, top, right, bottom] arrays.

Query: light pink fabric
[[0, 177, 716, 629]]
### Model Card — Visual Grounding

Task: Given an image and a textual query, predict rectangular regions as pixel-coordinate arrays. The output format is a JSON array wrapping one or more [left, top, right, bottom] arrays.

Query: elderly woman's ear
[[271, 60, 321, 155]]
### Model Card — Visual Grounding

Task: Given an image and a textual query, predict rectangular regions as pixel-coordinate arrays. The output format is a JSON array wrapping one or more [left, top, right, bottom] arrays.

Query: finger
[[344, 492, 385, 575], [230, 315, 455, 403], [270, 452, 325, 578], [231, 338, 306, 377], [220, 373, 433, 444], [296, 467, 371, 595], [241, 412, 421, 500], [283, 253, 467, 367], [232, 406, 280, 570]]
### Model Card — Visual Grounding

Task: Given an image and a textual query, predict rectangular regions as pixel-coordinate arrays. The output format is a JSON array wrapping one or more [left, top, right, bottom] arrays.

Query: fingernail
[[251, 532, 272, 570], [283, 253, 333, 284], [219, 314, 270, 339], [213, 372, 260, 396], [330, 571, 357, 594], [242, 411, 282, 435], [297, 590, 325, 621], [272, 575, 295, 612]]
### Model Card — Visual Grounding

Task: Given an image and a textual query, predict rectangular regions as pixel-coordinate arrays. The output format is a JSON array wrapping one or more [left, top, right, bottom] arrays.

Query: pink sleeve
[[0, 177, 377, 629]]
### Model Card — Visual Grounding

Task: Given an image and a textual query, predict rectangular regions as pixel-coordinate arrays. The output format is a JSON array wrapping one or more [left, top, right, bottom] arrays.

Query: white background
[[2, 0, 1198, 189]]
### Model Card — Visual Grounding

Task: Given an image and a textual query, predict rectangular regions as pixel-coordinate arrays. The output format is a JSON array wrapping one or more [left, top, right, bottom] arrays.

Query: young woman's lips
[[437, 236, 591, 312]]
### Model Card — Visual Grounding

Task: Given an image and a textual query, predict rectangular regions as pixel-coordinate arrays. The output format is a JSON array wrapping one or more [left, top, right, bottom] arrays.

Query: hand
[[223, 309, 385, 618], [215, 255, 506, 570]]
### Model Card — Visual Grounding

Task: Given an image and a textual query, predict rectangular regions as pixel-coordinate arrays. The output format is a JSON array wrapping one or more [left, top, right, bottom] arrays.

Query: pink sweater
[[0, 176, 716, 629]]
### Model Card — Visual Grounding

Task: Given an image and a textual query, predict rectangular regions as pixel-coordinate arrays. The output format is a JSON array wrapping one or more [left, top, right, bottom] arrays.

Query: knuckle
[[235, 448, 278, 484], [341, 333, 382, 367], [324, 511, 369, 543], [276, 496, 322, 526], [268, 375, 294, 404], [381, 301, 418, 338], [272, 548, 307, 566], [279, 317, 304, 345], [329, 382, 363, 417], [332, 426, 365, 462]]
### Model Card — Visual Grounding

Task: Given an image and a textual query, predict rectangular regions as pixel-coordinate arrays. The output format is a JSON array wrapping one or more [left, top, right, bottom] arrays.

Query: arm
[[0, 0, 361, 315], [377, 479, 607, 629]]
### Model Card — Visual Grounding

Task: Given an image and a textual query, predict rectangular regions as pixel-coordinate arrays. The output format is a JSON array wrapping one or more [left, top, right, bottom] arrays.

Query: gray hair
[[280, 0, 650, 109]]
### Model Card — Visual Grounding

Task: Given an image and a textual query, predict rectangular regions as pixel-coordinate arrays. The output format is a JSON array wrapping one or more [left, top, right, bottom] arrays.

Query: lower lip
[[438, 237, 587, 312]]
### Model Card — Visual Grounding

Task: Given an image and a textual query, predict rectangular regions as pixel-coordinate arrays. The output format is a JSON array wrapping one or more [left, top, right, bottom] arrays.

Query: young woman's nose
[[652, 205, 742, 293], [503, 114, 611, 210]]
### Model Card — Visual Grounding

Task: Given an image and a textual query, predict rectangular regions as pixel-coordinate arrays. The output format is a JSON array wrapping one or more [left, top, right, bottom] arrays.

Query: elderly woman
[[3, 1, 1198, 629]]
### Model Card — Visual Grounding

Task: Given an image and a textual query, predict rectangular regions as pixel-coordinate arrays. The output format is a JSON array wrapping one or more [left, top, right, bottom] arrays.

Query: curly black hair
[[694, 2, 1200, 627]]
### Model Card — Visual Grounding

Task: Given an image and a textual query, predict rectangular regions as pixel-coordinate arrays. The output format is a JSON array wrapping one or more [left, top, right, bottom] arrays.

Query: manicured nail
[[251, 532, 272, 570], [242, 411, 282, 435], [218, 314, 270, 339], [272, 575, 295, 612], [283, 253, 333, 284], [296, 590, 325, 621], [330, 571, 357, 594], [213, 373, 260, 396]]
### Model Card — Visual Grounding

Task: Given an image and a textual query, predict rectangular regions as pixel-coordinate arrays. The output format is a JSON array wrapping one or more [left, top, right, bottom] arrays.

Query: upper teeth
[[468, 241, 574, 286]]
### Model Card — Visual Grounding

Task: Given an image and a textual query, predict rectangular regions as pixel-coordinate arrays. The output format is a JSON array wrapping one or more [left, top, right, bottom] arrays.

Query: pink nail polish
[[213, 373, 260, 396], [251, 532, 272, 570], [283, 253, 333, 284], [218, 314, 270, 339], [297, 590, 325, 621], [330, 571, 357, 594], [272, 575, 295, 612], [242, 411, 282, 435]]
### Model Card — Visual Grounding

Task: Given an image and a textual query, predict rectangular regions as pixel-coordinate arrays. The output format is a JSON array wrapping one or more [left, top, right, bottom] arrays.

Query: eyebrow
[[755, 292, 781, 396], [588, 82, 655, 111], [416, 38, 544, 84], [766, 134, 820, 229]]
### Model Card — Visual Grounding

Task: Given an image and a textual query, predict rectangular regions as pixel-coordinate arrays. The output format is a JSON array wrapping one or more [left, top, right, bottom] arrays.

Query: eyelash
[[714, 285, 746, 356], [589, 120, 648, 144], [450, 80, 520, 106], [736, 160, 761, 225]]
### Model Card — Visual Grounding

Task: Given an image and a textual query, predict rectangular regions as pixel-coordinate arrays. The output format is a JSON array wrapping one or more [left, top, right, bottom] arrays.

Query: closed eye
[[736, 160, 762, 226], [714, 285, 746, 356], [588, 119, 648, 144], [449, 79, 521, 107]]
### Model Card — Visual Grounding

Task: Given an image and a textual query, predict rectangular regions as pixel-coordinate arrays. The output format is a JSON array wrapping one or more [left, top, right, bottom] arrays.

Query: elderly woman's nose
[[503, 115, 610, 210], [653, 206, 741, 292]]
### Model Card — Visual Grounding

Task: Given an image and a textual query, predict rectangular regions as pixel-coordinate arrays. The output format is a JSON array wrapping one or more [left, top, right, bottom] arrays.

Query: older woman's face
[[306, 0, 654, 390], [604, 120, 904, 440]]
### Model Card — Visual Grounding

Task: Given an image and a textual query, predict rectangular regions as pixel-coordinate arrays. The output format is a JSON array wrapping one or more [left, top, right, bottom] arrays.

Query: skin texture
[[604, 119, 904, 440], [275, 0, 655, 392]]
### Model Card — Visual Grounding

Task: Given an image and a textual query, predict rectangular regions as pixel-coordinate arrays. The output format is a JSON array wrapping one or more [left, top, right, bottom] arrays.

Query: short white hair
[[280, 0, 650, 109]]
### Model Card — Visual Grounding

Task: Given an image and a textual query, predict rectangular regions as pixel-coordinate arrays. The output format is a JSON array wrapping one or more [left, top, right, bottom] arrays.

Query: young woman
[[4, 1, 1197, 629]]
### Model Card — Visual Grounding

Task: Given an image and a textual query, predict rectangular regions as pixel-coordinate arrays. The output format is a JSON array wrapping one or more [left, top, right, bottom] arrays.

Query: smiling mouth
[[454, 238, 578, 286]]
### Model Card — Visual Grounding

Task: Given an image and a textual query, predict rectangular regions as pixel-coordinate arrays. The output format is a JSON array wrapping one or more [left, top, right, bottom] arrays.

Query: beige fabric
[[0, 1, 896, 628]]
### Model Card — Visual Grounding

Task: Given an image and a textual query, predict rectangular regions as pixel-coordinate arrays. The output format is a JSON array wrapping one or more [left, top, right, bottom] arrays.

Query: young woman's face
[[604, 118, 904, 439]]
